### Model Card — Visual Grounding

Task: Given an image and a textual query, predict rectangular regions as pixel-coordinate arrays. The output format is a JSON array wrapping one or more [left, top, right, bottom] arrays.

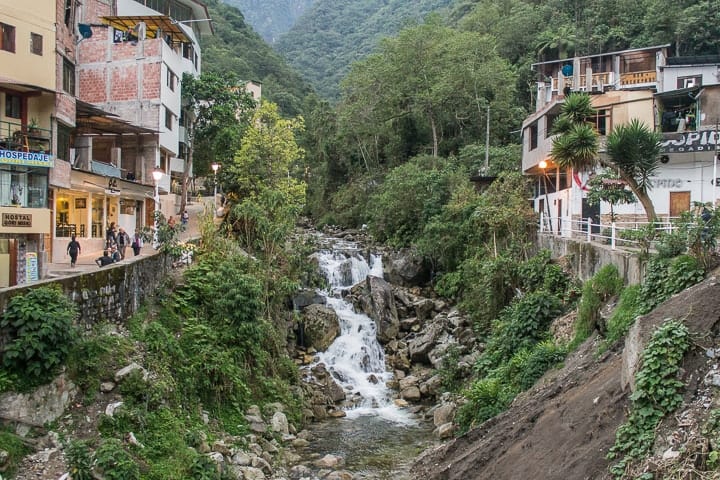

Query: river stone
[[271, 411, 289, 435], [231, 451, 252, 465], [292, 438, 310, 448], [408, 322, 444, 364], [314, 454, 345, 468], [233, 466, 266, 480], [366, 276, 400, 343], [302, 304, 340, 351], [434, 422, 456, 439], [326, 471, 354, 480], [413, 298, 436, 322], [433, 403, 457, 426], [400, 386, 421, 401], [290, 465, 314, 479]]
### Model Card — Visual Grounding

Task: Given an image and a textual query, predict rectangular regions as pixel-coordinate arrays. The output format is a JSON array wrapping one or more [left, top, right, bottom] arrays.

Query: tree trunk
[[618, 171, 657, 222], [179, 143, 192, 215], [430, 115, 438, 157]]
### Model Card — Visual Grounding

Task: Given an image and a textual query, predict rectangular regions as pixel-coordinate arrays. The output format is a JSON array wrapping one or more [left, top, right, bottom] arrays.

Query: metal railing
[[0, 119, 53, 154], [539, 213, 677, 250]]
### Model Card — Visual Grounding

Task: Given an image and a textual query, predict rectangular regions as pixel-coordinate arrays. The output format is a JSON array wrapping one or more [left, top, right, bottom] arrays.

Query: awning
[[76, 100, 158, 135], [101, 15, 190, 44], [654, 86, 701, 101]]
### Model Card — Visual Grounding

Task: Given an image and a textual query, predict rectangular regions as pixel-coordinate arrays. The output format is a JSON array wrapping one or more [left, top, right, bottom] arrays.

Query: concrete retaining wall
[[0, 254, 171, 330], [537, 233, 645, 285]]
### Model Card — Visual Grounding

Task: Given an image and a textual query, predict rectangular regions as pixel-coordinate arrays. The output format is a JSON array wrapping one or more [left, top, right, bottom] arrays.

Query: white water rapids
[[313, 241, 414, 424]]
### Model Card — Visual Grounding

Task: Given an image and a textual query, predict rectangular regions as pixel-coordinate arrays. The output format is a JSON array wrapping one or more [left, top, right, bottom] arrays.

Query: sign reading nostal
[[2, 213, 32, 227]]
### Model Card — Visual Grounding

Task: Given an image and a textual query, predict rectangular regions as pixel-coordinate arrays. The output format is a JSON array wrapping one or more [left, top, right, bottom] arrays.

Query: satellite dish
[[561, 64, 573, 77], [78, 24, 93, 39]]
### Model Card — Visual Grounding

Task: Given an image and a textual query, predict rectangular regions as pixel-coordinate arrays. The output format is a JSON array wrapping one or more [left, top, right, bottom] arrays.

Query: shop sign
[[26, 252, 38, 282], [0, 149, 54, 168], [661, 131, 719, 153], [2, 213, 32, 227]]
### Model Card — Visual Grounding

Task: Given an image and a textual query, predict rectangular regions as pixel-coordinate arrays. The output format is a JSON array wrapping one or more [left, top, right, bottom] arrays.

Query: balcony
[[0, 120, 52, 154]]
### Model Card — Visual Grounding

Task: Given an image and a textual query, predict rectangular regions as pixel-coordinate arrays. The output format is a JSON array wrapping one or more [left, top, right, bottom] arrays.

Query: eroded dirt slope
[[411, 274, 720, 480]]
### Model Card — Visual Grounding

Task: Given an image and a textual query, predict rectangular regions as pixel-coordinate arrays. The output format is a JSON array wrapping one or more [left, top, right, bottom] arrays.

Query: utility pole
[[485, 105, 490, 172], [715, 122, 719, 208]]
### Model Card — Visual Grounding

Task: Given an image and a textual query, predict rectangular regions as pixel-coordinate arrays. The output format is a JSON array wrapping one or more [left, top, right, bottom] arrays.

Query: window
[[5, 94, 21, 119], [529, 123, 538, 150], [166, 68, 177, 92], [64, 0, 75, 28], [165, 108, 173, 130], [545, 113, 559, 138], [62, 58, 75, 94], [57, 124, 72, 162], [146, 0, 169, 15], [182, 43, 194, 61], [592, 109, 610, 136], [30, 33, 42, 55], [1, 23, 16, 53], [677, 75, 702, 89], [0, 169, 47, 208]]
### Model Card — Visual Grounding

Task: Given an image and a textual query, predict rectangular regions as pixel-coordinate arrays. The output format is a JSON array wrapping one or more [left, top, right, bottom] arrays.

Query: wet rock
[[290, 464, 314, 479], [293, 288, 326, 309], [302, 304, 341, 351], [314, 454, 345, 468], [326, 471, 355, 480], [356, 276, 400, 344], [292, 438, 310, 448], [400, 386, 421, 401]]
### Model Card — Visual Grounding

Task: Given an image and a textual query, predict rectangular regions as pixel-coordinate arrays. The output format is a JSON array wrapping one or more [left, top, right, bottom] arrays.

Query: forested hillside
[[275, 0, 454, 99], [200, 0, 314, 116], [222, 0, 315, 44]]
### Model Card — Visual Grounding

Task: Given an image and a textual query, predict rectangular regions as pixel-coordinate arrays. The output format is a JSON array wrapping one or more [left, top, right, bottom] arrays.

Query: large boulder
[[301, 304, 340, 351], [292, 288, 326, 310], [353, 276, 400, 344], [408, 321, 445, 364], [384, 248, 430, 287]]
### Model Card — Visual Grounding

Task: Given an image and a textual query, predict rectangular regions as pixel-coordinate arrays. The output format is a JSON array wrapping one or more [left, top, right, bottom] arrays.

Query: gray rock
[[292, 288, 326, 309], [114, 362, 148, 382], [408, 322, 444, 364], [384, 248, 430, 287], [0, 374, 78, 428], [231, 451, 252, 466], [302, 304, 341, 351], [433, 403, 457, 426], [434, 422, 456, 439]]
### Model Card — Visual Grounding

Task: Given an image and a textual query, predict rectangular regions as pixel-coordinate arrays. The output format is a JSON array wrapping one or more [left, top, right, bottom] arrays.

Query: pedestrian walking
[[132, 231, 143, 256], [66, 235, 81, 267], [117, 227, 130, 260], [106, 222, 117, 249], [181, 209, 189, 226]]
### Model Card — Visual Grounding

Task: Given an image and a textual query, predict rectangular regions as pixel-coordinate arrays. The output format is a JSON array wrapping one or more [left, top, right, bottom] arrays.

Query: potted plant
[[28, 118, 40, 135]]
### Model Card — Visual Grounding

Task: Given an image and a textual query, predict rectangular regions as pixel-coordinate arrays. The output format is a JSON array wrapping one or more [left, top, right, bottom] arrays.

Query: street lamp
[[211, 162, 220, 206], [152, 167, 163, 248]]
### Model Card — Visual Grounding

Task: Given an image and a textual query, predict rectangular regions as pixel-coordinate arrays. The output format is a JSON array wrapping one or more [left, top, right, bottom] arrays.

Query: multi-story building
[[0, 1, 56, 285], [0, 0, 211, 286], [521, 45, 720, 235], [50, 0, 211, 263]]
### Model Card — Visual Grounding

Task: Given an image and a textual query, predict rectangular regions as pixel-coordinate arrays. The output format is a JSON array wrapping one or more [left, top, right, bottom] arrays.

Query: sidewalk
[[46, 197, 215, 278]]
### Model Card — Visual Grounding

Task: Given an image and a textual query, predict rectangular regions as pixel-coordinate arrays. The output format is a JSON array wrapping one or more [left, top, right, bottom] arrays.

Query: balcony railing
[[550, 70, 656, 93], [0, 119, 52, 154]]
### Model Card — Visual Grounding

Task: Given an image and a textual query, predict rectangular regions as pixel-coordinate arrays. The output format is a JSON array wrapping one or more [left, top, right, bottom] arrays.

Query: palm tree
[[550, 93, 662, 222], [605, 119, 662, 222]]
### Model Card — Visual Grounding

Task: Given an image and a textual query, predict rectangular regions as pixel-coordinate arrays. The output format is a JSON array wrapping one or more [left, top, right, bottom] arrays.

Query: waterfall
[[313, 241, 412, 423]]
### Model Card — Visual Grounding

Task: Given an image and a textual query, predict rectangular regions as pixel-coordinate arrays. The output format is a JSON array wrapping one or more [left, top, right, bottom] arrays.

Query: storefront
[[51, 170, 153, 262], [0, 149, 53, 286]]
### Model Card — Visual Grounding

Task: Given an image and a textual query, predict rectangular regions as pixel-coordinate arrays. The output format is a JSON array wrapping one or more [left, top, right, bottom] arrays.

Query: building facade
[[521, 46, 720, 235], [0, 0, 210, 286]]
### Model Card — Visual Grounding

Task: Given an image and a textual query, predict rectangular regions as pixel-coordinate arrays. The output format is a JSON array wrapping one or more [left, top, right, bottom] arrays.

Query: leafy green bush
[[94, 438, 140, 480], [66, 440, 94, 480], [456, 377, 512, 432], [0, 427, 32, 477], [573, 265, 623, 345], [639, 255, 704, 314], [608, 319, 690, 477], [512, 340, 566, 391], [1, 286, 78, 385], [604, 285, 643, 346]]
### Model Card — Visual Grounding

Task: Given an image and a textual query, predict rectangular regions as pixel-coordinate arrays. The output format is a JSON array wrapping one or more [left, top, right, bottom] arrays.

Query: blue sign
[[0, 149, 54, 168], [561, 64, 573, 77]]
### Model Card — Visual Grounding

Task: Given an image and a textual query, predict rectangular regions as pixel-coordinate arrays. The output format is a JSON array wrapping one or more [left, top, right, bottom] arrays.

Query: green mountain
[[221, 0, 316, 44], [275, 0, 455, 100], [201, 0, 314, 116]]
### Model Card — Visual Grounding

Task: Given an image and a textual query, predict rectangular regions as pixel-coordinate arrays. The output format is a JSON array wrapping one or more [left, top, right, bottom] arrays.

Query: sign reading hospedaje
[[0, 149, 54, 168]]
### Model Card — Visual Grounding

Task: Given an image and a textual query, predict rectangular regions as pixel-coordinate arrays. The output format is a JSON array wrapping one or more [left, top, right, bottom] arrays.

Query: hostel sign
[[661, 131, 719, 153], [0, 149, 54, 168], [2, 213, 32, 227]]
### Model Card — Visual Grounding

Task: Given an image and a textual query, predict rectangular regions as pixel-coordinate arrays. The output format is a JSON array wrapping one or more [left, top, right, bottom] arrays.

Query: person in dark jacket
[[95, 250, 113, 267], [66, 235, 81, 267], [117, 227, 130, 260]]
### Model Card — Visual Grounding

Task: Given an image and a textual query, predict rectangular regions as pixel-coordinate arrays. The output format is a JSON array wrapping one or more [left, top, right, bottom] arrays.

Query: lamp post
[[211, 162, 219, 207], [152, 167, 163, 248]]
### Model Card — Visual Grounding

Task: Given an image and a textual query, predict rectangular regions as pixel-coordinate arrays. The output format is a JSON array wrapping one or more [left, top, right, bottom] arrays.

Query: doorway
[[581, 198, 600, 233], [669, 191, 691, 217]]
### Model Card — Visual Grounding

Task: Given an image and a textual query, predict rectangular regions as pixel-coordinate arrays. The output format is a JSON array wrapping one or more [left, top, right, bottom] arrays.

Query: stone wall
[[0, 254, 171, 331], [537, 233, 644, 285]]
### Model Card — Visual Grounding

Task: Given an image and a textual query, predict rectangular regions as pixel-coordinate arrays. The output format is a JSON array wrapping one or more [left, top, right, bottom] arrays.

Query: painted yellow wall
[[0, 1, 56, 91]]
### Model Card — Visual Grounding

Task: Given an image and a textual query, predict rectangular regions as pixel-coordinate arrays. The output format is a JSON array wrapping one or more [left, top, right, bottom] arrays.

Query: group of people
[[65, 221, 146, 268]]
